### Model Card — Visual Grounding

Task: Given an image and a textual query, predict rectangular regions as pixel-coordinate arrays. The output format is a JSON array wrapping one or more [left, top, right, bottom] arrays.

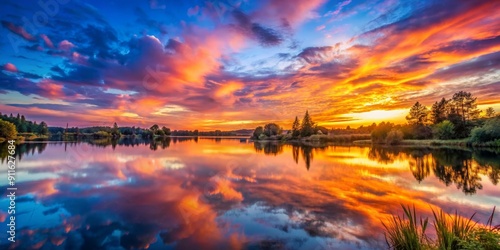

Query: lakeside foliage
[[0, 113, 49, 138], [371, 91, 500, 146], [383, 205, 500, 250]]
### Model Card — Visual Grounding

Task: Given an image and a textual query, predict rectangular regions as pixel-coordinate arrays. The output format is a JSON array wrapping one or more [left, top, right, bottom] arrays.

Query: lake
[[1, 138, 499, 249]]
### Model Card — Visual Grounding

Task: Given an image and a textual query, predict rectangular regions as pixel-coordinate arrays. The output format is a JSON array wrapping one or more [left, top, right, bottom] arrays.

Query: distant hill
[[230, 129, 254, 135]]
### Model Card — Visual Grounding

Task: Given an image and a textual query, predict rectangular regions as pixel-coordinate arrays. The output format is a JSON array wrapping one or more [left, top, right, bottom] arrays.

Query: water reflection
[[367, 147, 500, 195], [0, 140, 499, 249]]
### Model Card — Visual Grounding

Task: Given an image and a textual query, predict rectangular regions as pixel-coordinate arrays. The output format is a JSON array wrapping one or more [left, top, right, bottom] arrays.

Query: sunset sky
[[1, 0, 499, 130]]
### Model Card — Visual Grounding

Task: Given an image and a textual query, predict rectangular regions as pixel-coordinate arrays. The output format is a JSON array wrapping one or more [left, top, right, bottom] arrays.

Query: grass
[[383, 205, 500, 250], [382, 205, 429, 250], [304, 134, 371, 143], [353, 139, 470, 146]]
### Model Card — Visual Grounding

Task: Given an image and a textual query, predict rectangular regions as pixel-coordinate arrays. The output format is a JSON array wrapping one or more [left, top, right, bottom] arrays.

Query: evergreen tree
[[39, 121, 48, 135], [430, 98, 447, 124], [406, 102, 429, 125], [449, 91, 480, 123], [111, 122, 120, 138], [485, 107, 496, 118], [300, 111, 315, 137], [292, 116, 300, 138]]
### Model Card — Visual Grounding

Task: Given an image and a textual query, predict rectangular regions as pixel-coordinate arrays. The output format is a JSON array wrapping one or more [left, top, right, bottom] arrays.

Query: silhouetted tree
[[449, 91, 480, 124], [300, 111, 315, 137], [39, 121, 49, 135], [292, 116, 300, 138], [406, 102, 429, 125], [485, 107, 496, 118], [150, 124, 159, 134], [431, 98, 448, 124], [161, 126, 171, 136], [252, 126, 263, 139], [263, 123, 281, 137]]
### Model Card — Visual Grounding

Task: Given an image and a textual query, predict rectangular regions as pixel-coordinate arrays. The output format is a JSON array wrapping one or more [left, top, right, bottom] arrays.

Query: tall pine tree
[[292, 116, 300, 138], [300, 111, 315, 137]]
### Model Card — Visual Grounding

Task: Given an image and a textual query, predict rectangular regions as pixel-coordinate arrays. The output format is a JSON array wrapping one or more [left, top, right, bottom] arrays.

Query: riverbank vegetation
[[383, 205, 499, 250], [250, 91, 498, 147], [0, 113, 48, 141], [370, 91, 499, 147], [251, 111, 371, 143], [0, 113, 252, 142]]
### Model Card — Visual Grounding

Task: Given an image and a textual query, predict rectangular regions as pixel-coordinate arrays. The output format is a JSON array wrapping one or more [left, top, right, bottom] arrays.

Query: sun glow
[[347, 109, 408, 123]]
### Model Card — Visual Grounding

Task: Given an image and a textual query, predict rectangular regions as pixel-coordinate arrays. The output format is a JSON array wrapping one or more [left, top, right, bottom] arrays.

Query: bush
[[371, 122, 394, 143], [386, 129, 403, 145], [93, 131, 111, 138], [281, 133, 293, 141], [253, 126, 264, 139], [433, 120, 455, 139], [258, 134, 268, 140], [412, 125, 433, 139], [263, 123, 281, 137], [0, 120, 17, 139], [470, 117, 500, 143]]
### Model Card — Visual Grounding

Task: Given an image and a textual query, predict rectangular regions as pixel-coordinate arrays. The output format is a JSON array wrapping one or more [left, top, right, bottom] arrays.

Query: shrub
[[470, 117, 500, 143], [253, 126, 264, 139], [258, 134, 268, 140], [433, 120, 455, 140], [371, 122, 394, 143], [412, 125, 433, 139], [263, 123, 281, 137], [281, 133, 293, 141], [93, 131, 111, 138], [0, 120, 17, 139], [386, 129, 404, 145]]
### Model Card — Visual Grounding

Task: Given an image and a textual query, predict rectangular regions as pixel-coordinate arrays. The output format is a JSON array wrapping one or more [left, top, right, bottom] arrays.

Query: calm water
[[1, 138, 499, 249]]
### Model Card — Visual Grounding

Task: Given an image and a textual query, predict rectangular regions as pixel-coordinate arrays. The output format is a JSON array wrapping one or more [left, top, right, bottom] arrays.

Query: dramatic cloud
[[1, 20, 36, 41], [3, 62, 17, 72], [0, 0, 499, 129]]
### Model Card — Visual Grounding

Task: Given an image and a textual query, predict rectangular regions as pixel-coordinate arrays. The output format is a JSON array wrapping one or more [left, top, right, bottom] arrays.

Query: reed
[[383, 205, 500, 250]]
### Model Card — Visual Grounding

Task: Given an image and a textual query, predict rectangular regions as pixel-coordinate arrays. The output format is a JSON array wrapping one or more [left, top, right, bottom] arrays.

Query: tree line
[[371, 91, 499, 145], [0, 113, 49, 139], [252, 111, 330, 140]]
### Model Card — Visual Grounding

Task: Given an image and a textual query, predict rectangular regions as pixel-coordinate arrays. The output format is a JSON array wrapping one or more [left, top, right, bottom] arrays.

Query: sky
[[0, 0, 499, 130]]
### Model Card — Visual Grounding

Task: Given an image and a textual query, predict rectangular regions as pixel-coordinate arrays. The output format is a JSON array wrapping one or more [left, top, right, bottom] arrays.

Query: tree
[[431, 98, 447, 124], [485, 107, 496, 118], [150, 124, 159, 133], [39, 121, 49, 135], [433, 120, 455, 139], [406, 102, 429, 125], [253, 126, 263, 139], [161, 126, 171, 136], [291, 116, 300, 138], [0, 120, 17, 139], [371, 122, 394, 143], [263, 123, 280, 137], [449, 91, 480, 123], [111, 122, 120, 138], [300, 111, 315, 137]]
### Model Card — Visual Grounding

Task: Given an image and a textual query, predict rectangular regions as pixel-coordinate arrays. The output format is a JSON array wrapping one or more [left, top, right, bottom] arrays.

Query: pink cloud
[[40, 34, 54, 48], [3, 62, 17, 72], [1, 21, 36, 41], [58, 40, 75, 51], [254, 0, 326, 26]]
